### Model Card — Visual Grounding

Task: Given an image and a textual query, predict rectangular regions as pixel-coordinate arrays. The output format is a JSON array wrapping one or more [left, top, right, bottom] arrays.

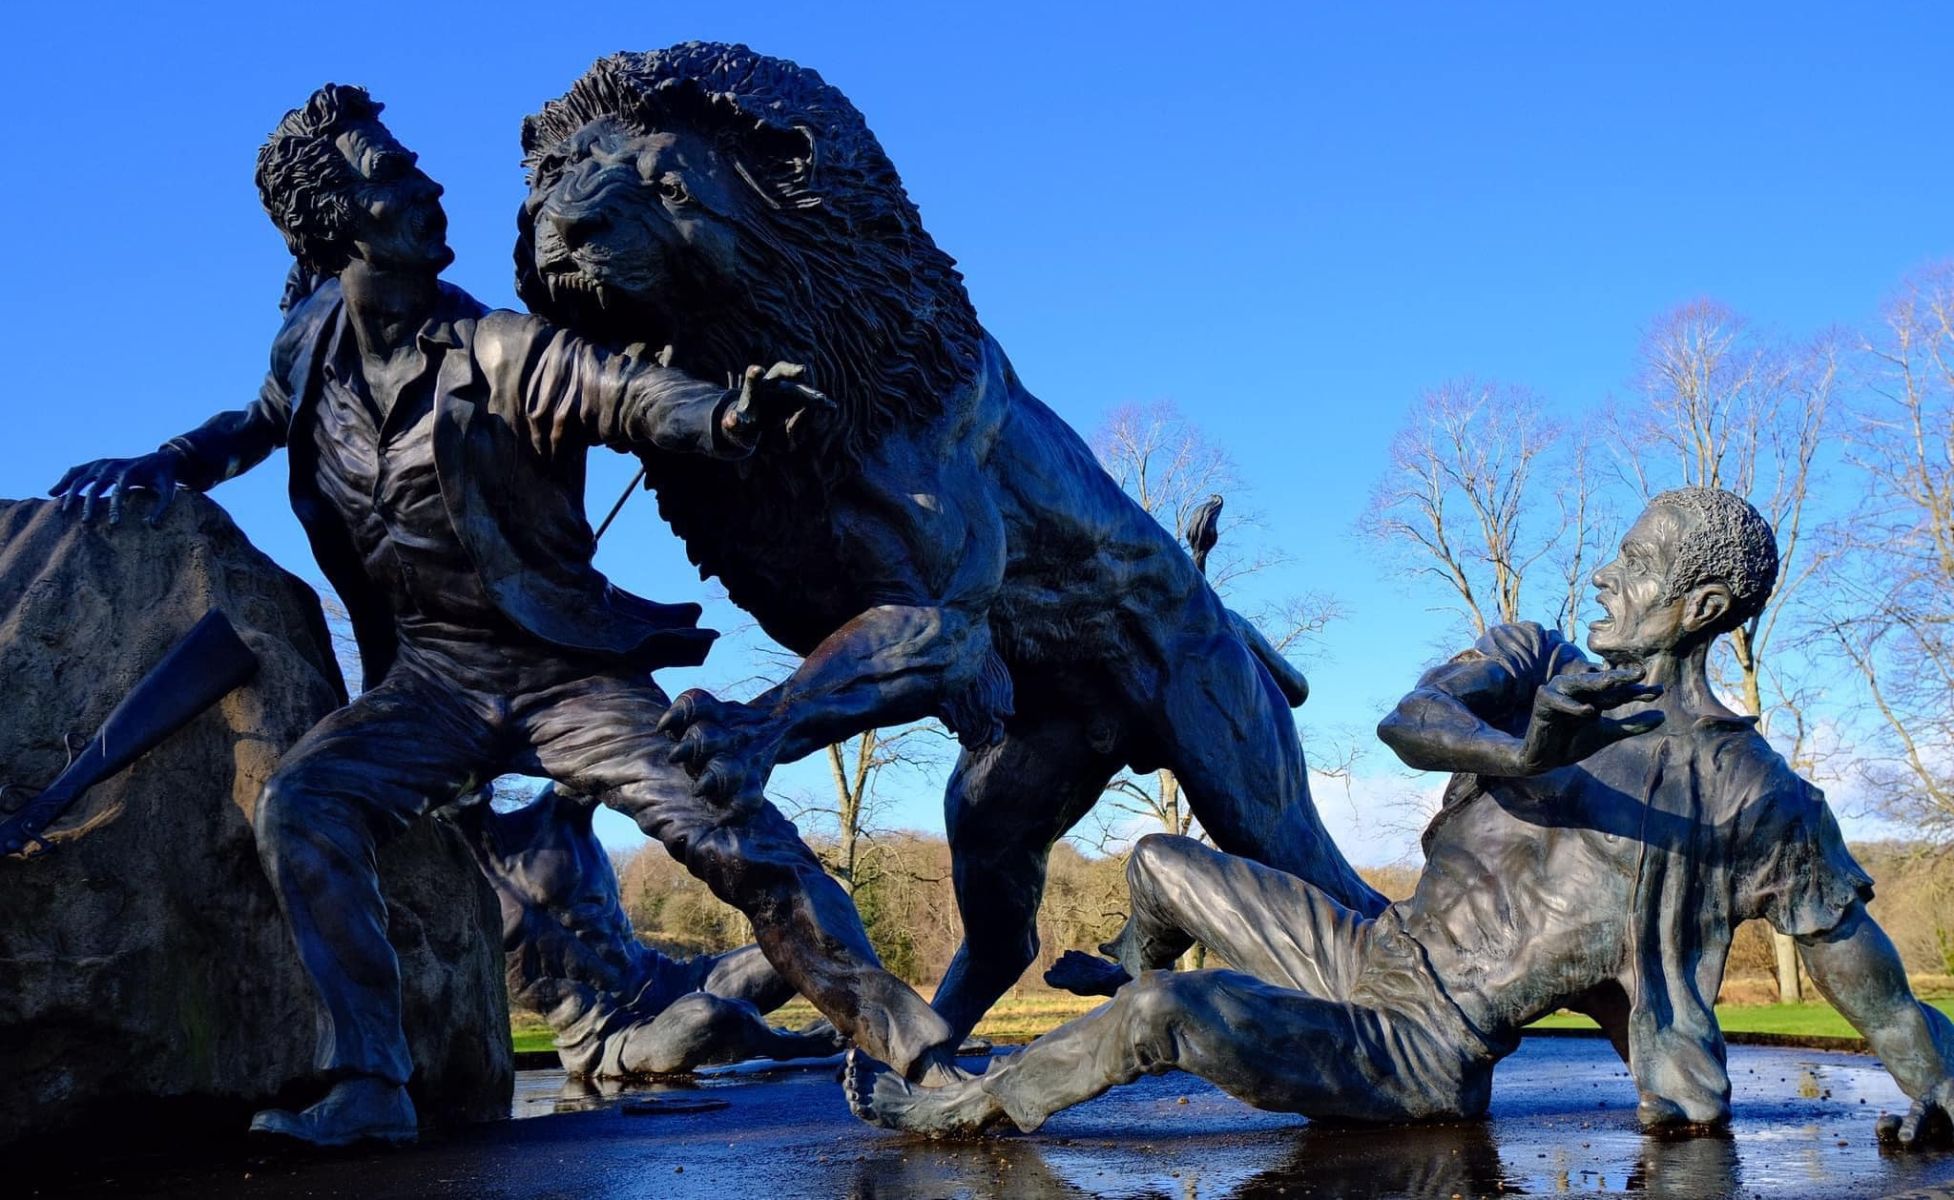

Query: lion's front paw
[[656, 689, 786, 809]]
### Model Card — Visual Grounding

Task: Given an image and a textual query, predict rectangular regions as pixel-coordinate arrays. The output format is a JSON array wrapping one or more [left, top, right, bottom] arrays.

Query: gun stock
[[2, 609, 259, 856]]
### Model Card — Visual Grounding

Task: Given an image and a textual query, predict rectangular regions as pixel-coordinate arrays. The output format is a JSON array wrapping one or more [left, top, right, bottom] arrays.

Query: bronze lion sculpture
[[516, 42, 1385, 1041]]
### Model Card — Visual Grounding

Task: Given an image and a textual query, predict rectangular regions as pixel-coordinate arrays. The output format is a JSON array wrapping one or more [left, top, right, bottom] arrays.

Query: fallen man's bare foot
[[845, 1049, 1006, 1137]]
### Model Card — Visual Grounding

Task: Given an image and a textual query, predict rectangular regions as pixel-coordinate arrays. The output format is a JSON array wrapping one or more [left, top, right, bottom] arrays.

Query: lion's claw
[[658, 689, 785, 810]]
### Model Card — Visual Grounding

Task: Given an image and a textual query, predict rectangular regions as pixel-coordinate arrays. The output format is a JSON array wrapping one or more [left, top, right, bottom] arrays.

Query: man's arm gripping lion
[[662, 456, 1009, 805]]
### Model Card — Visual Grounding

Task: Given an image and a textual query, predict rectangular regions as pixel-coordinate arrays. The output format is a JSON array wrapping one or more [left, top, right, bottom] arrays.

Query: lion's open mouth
[[538, 267, 674, 349]]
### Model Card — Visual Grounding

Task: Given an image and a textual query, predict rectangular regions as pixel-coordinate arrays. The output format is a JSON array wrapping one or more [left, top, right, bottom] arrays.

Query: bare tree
[[794, 723, 950, 897], [1361, 378, 1604, 642], [1611, 299, 1840, 999], [1819, 264, 1954, 846], [1094, 402, 1287, 592]]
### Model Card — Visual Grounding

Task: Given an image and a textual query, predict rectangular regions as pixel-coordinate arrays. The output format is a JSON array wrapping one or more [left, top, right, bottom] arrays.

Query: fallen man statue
[[848, 488, 1954, 1148], [449, 785, 845, 1076]]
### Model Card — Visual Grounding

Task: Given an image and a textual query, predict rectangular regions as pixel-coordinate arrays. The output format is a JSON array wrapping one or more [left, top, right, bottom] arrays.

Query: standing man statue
[[51, 84, 960, 1146], [850, 488, 1954, 1148]]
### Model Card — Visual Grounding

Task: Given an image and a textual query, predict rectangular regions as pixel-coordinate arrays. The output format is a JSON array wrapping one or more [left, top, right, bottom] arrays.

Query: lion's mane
[[517, 42, 986, 471]]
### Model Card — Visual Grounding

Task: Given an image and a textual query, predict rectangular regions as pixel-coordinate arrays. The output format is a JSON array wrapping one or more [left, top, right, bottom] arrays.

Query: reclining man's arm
[[1800, 902, 1954, 1147], [1377, 656, 1662, 778]]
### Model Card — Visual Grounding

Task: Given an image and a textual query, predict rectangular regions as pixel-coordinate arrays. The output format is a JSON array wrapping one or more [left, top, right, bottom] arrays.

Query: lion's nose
[[546, 203, 611, 251]]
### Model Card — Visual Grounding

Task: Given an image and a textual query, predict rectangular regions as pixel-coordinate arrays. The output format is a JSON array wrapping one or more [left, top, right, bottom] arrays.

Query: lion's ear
[[723, 119, 820, 209], [519, 114, 547, 158], [786, 123, 818, 182]]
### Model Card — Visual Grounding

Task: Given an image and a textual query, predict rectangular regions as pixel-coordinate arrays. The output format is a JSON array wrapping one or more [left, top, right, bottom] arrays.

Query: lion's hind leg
[[1154, 630, 1387, 918], [931, 716, 1117, 1045]]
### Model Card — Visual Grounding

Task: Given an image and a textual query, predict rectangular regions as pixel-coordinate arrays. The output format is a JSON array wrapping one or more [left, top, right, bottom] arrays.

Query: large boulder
[[0, 494, 510, 1151]]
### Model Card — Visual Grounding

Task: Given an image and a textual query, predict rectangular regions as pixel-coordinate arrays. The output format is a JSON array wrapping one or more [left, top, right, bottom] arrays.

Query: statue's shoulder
[[463, 303, 548, 359], [267, 276, 344, 380], [442, 293, 551, 386]]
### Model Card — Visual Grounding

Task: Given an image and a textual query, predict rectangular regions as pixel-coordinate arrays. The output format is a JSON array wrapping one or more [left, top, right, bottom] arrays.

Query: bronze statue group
[[50, 43, 1954, 1152]]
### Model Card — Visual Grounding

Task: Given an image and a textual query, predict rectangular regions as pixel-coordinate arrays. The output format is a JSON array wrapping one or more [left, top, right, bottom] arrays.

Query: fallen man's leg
[[450, 787, 846, 1077], [851, 967, 1490, 1136], [856, 835, 1497, 1138]]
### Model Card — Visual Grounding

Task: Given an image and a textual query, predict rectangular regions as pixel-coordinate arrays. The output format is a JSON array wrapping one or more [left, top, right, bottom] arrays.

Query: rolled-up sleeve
[[1740, 784, 1876, 939], [475, 312, 736, 461]]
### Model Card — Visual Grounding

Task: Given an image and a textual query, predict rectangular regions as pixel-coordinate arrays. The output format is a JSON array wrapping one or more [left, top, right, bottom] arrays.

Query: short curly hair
[[255, 84, 385, 276], [1649, 487, 1779, 634]]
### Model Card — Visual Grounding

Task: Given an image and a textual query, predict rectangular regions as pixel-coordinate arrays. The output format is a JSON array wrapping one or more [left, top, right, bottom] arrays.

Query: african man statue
[[50, 84, 960, 1146], [449, 786, 845, 1078], [849, 488, 1954, 1148]]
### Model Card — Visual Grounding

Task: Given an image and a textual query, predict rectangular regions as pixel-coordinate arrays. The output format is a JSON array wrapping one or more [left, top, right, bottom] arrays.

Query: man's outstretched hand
[[1515, 667, 1664, 774], [719, 362, 833, 451], [50, 449, 186, 526]]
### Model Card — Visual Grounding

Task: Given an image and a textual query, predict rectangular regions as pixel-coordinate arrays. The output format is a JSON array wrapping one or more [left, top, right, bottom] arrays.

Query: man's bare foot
[[917, 1053, 979, 1088], [846, 1049, 1005, 1137], [1044, 949, 1131, 998], [249, 1076, 417, 1148]]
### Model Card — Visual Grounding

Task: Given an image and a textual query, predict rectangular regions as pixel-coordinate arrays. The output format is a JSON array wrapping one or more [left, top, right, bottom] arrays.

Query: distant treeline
[[614, 833, 1954, 991]]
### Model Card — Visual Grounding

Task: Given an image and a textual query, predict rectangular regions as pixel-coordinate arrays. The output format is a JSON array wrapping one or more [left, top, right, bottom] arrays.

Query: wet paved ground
[[26, 1036, 1954, 1199]]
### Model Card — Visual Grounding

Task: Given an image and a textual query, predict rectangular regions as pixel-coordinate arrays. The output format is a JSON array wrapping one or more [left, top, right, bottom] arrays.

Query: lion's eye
[[656, 175, 691, 206]]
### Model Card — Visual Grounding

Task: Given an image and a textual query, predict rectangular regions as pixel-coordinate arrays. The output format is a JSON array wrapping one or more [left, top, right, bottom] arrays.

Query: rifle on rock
[[2, 609, 258, 857]]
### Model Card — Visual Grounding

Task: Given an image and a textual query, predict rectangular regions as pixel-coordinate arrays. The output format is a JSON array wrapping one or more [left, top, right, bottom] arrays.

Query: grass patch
[[769, 989, 1101, 1045], [511, 980, 1954, 1054], [1530, 999, 1954, 1040], [511, 1011, 555, 1054]]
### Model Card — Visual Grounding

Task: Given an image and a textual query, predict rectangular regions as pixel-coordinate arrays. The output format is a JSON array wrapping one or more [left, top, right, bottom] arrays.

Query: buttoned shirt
[[310, 315, 602, 693], [162, 279, 738, 693]]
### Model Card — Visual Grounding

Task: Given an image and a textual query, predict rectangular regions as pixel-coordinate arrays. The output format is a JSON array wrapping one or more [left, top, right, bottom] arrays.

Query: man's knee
[[674, 809, 828, 901], [1127, 833, 1208, 895], [254, 758, 410, 879], [629, 993, 752, 1074], [254, 766, 330, 857], [1116, 969, 1198, 1032]]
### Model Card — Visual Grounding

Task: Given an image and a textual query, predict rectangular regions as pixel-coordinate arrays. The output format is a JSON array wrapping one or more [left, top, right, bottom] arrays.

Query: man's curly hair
[[1650, 487, 1779, 634], [256, 84, 385, 277]]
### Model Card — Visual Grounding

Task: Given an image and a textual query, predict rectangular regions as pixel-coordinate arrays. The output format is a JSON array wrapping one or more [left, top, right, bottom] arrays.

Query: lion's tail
[[1228, 609, 1310, 709]]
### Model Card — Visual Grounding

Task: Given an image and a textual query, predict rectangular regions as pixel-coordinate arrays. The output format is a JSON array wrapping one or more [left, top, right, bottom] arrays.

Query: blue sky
[[4, 3, 1949, 861]]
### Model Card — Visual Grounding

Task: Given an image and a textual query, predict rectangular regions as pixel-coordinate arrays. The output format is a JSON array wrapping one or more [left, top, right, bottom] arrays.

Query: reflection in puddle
[[511, 1061, 838, 1120], [511, 1042, 1954, 1200], [840, 1122, 1754, 1199]]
